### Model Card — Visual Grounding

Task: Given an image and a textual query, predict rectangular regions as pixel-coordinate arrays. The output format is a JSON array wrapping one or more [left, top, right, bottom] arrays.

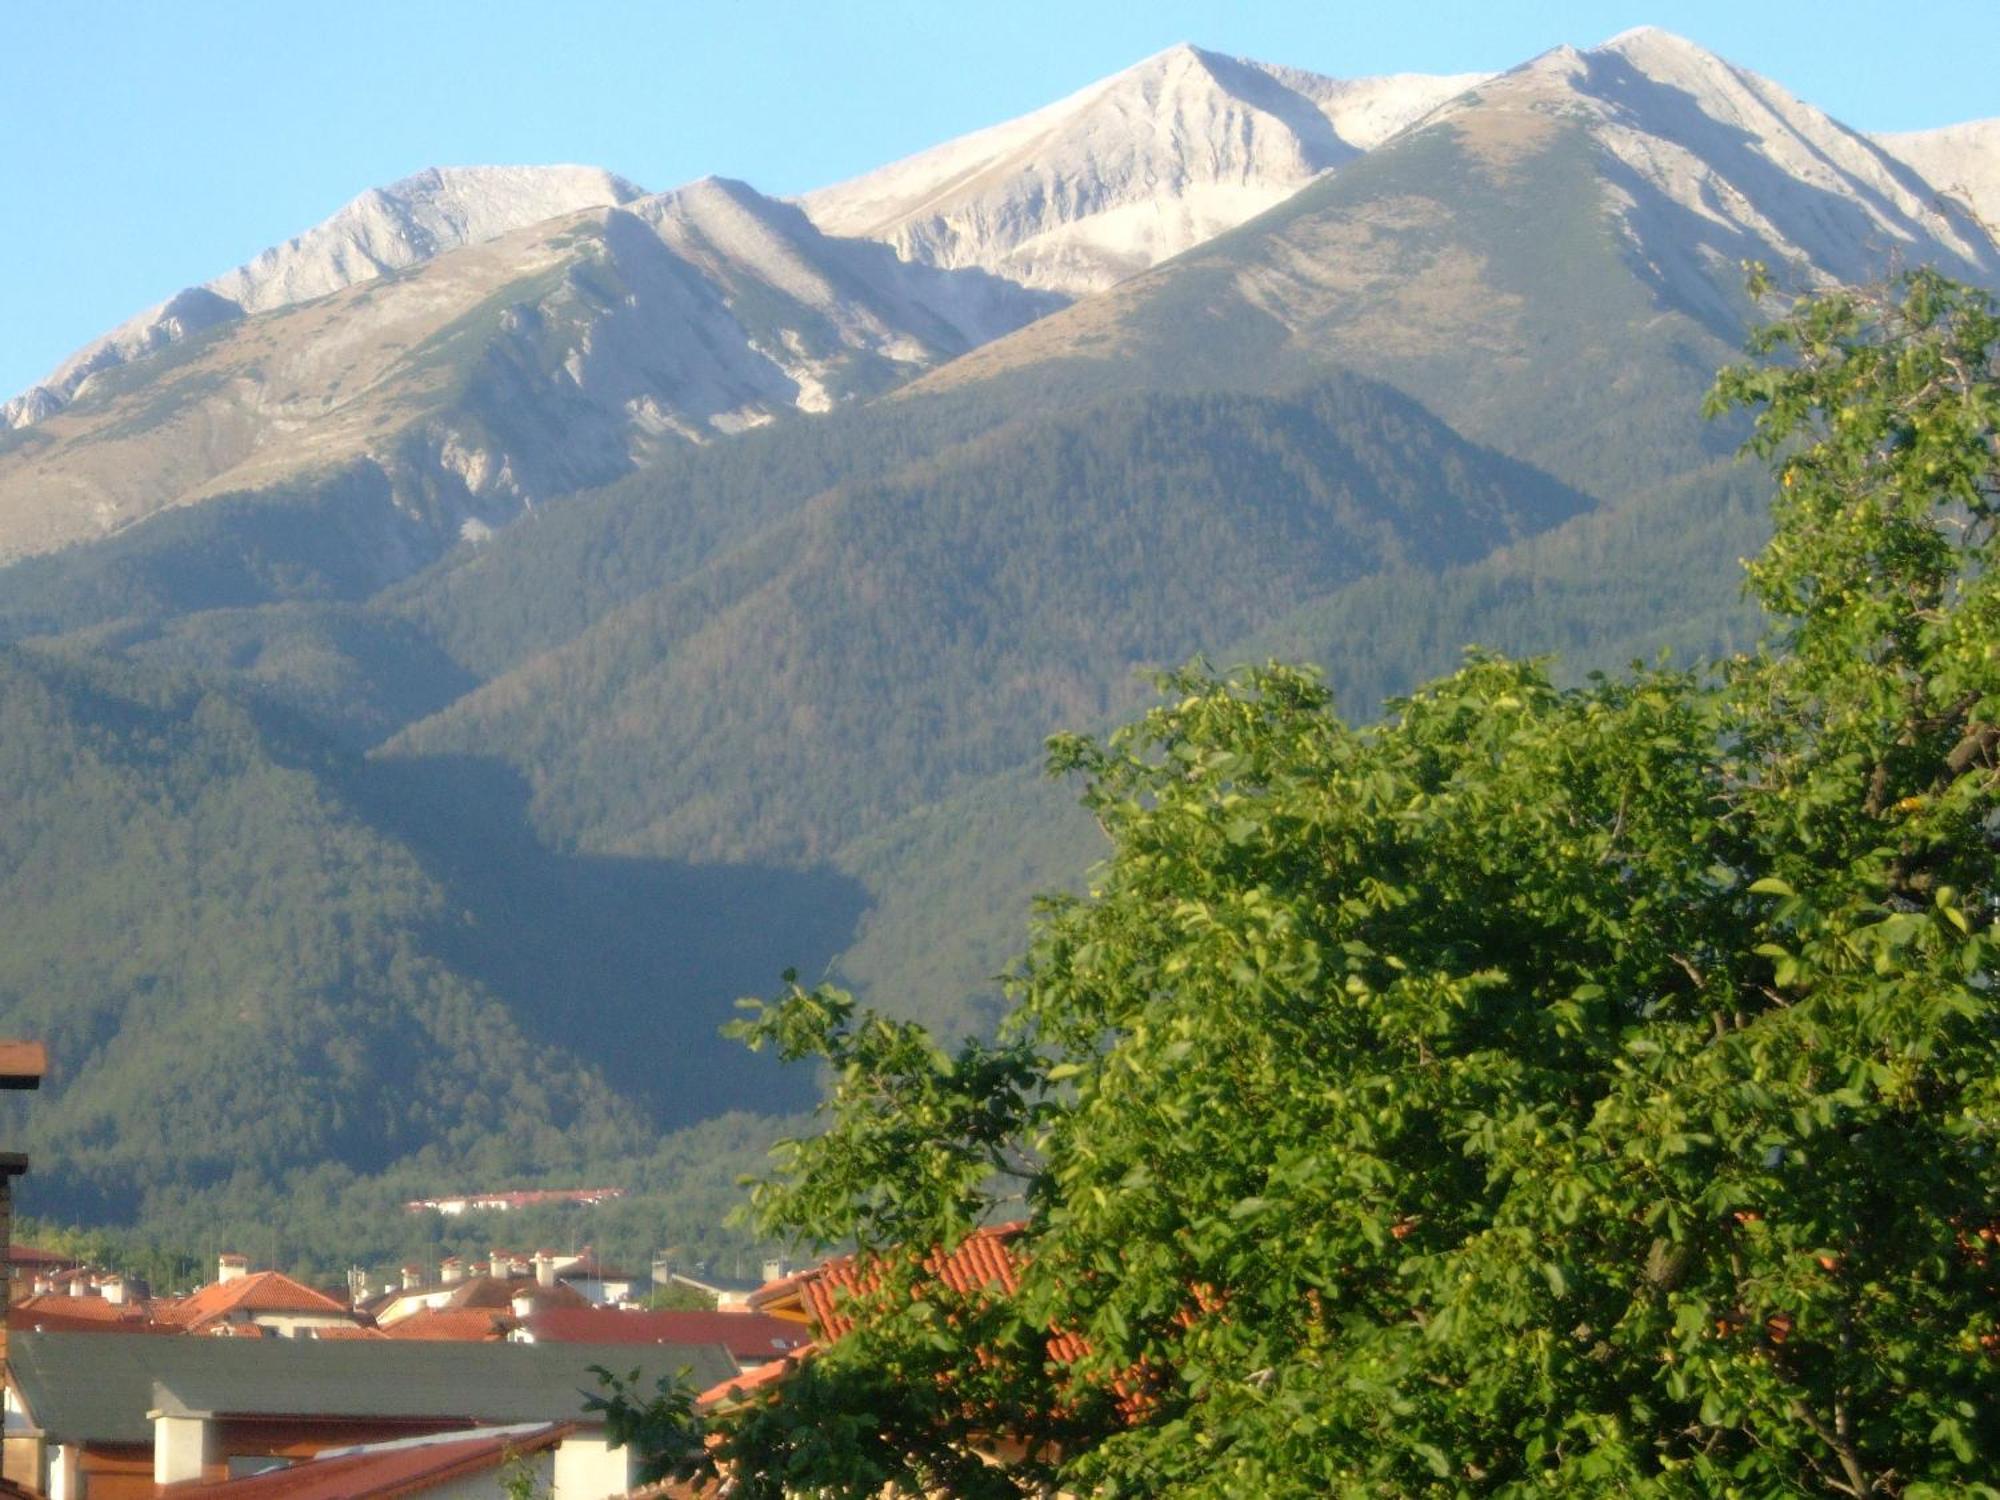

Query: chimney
[[0, 1039, 47, 1383], [440, 1256, 464, 1286], [491, 1249, 513, 1278], [66, 1273, 86, 1298], [101, 1274, 127, 1306], [400, 1263, 422, 1291], [761, 1257, 789, 1284], [31, 1274, 50, 1297], [512, 1291, 536, 1319], [217, 1253, 249, 1285], [534, 1252, 556, 1289], [651, 1254, 672, 1288]]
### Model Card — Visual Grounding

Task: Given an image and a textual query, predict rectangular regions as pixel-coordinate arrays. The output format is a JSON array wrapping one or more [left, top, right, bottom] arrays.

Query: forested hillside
[[392, 375, 1589, 861], [0, 645, 843, 1253]]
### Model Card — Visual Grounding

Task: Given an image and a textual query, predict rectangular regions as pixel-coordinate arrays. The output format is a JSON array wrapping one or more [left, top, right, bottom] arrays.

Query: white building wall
[[551, 1434, 636, 1500], [154, 1413, 214, 1485]]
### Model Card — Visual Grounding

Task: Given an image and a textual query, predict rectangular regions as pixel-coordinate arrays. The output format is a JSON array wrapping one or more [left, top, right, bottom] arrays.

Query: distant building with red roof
[[401, 1187, 624, 1215], [377, 1307, 513, 1342], [159, 1257, 366, 1339]]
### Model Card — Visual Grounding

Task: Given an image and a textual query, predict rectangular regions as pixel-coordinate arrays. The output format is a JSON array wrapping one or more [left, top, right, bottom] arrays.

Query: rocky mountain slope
[[914, 29, 1998, 498], [1876, 118, 2000, 232], [0, 178, 1052, 568], [799, 43, 1486, 294], [3, 166, 642, 430]]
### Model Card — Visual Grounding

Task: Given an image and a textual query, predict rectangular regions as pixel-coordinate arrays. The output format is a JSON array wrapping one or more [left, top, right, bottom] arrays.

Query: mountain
[[387, 374, 1590, 862], [3, 166, 643, 431], [0, 28, 1996, 1263], [800, 43, 1486, 294], [0, 639, 859, 1247], [0, 177, 1054, 570], [1876, 119, 2000, 231], [913, 29, 1999, 499]]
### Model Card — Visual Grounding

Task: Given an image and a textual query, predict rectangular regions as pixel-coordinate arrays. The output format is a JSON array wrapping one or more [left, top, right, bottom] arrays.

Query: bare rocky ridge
[[0, 180, 1053, 565], [3, 166, 643, 432], [799, 42, 1488, 294], [2, 29, 1994, 573], [922, 28, 1999, 408], [1874, 119, 2000, 235], [1455, 29, 1999, 326]]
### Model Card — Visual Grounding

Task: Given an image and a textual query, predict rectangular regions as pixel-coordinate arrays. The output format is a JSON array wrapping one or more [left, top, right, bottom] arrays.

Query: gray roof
[[9, 1332, 735, 1445]]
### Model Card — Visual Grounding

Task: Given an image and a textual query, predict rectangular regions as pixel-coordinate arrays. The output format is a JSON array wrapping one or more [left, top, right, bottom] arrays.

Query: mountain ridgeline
[[0, 28, 1994, 1260]]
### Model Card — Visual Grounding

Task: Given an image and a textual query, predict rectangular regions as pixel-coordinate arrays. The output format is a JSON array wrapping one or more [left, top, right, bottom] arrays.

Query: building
[[158, 1258, 367, 1340], [163, 1422, 572, 1498], [544, 1254, 645, 1308], [649, 1256, 780, 1312], [0, 1043, 47, 1368], [4, 1331, 735, 1499], [366, 1258, 590, 1330], [402, 1189, 624, 1216]]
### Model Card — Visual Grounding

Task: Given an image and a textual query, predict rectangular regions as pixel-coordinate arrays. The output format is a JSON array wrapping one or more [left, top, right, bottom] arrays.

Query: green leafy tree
[[719, 268, 2000, 1496], [579, 1364, 710, 1488]]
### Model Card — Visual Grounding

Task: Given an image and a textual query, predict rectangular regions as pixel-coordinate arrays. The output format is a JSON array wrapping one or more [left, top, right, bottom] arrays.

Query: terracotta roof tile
[[696, 1346, 817, 1410], [730, 1224, 1151, 1422], [380, 1308, 512, 1341], [8, 1298, 174, 1335], [172, 1422, 568, 1497], [754, 1222, 1030, 1342], [165, 1271, 353, 1333]]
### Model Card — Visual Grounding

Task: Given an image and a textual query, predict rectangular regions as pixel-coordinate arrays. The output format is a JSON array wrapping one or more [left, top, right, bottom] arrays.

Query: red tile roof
[[8, 1296, 173, 1335], [370, 1275, 591, 1323], [7, 1244, 84, 1269], [522, 1307, 810, 1362], [731, 1223, 1141, 1419], [750, 1221, 1032, 1342], [162, 1271, 354, 1333], [170, 1423, 569, 1498], [696, 1346, 817, 1409], [379, 1308, 512, 1342]]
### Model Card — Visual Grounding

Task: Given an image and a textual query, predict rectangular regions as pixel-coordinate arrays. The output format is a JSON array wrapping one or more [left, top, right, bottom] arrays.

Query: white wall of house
[[154, 1412, 213, 1485], [560, 1276, 639, 1306], [551, 1433, 636, 1500], [247, 1311, 365, 1337]]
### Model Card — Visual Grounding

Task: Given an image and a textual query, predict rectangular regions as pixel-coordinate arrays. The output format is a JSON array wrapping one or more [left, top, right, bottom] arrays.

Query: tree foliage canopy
[[718, 269, 2000, 1496]]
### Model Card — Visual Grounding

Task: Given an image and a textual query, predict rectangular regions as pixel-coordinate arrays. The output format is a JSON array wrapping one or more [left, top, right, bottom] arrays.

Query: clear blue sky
[[4, 0, 1995, 401]]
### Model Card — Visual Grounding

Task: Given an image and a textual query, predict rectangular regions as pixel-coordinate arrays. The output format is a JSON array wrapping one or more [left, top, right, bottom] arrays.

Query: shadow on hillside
[[349, 752, 868, 1129]]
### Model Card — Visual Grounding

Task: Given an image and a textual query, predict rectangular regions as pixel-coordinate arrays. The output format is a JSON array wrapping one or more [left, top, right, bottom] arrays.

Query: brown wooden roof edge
[[0, 1041, 47, 1089]]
